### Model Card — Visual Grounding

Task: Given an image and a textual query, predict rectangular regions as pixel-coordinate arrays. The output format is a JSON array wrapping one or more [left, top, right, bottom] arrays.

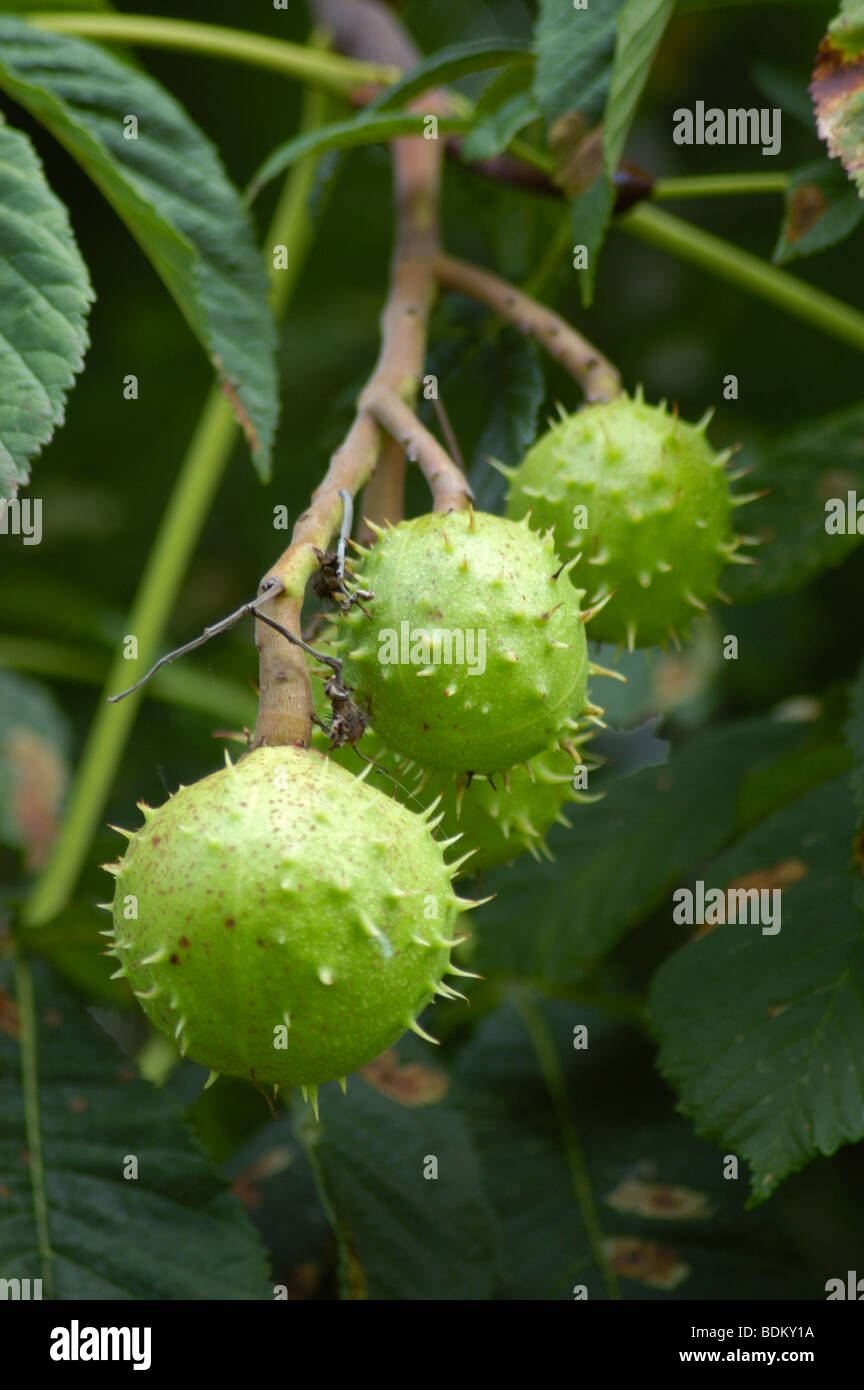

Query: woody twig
[[434, 255, 622, 403], [252, 0, 453, 749]]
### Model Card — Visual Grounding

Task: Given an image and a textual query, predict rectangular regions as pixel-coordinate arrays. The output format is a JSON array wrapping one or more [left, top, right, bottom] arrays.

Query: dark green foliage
[[3, 0, 864, 1303]]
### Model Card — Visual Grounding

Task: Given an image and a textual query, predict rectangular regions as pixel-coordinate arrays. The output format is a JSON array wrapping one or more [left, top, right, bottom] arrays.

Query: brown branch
[[434, 254, 622, 403], [253, 0, 447, 749], [442, 144, 655, 214], [252, 415, 380, 749], [357, 433, 405, 542], [311, 0, 420, 70], [363, 388, 473, 514]]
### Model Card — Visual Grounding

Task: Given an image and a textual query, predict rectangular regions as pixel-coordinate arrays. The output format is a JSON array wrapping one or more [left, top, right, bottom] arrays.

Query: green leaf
[[248, 110, 472, 202], [589, 644, 665, 730], [0, 18, 278, 477], [0, 957, 272, 1297], [0, 670, 69, 868], [844, 656, 864, 821], [299, 1069, 499, 1300], [813, 6, 864, 196], [683, 0, 826, 7], [651, 776, 864, 1203], [222, 1116, 331, 1286], [469, 327, 545, 511], [373, 37, 532, 112], [454, 997, 818, 1298], [460, 64, 538, 164], [723, 402, 864, 603], [572, 172, 615, 305], [0, 117, 92, 500], [25, 905, 133, 1007], [774, 160, 864, 264], [533, 0, 628, 127], [750, 60, 820, 131], [0, 1, 109, 8], [604, 0, 675, 176], [473, 718, 807, 981], [828, 0, 864, 58]]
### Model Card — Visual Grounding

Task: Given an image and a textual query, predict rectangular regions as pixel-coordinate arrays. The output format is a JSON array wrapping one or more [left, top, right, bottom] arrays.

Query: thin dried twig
[[362, 387, 473, 514], [434, 254, 621, 403]]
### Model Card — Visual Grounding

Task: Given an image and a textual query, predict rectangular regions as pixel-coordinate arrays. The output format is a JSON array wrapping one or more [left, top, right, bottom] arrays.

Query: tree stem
[[13, 951, 55, 1297], [619, 203, 864, 353], [653, 172, 789, 200], [253, 2, 449, 749], [362, 388, 474, 512], [30, 12, 396, 94], [512, 987, 619, 1300]]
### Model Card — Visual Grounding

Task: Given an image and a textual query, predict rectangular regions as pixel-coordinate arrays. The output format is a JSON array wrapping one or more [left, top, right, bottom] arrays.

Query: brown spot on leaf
[[280, 1261, 324, 1300], [359, 1048, 449, 1105], [726, 859, 808, 894], [231, 1146, 294, 1209], [603, 1236, 690, 1289], [68, 1096, 88, 1114], [43, 1009, 62, 1029], [784, 183, 830, 245], [606, 1178, 714, 1221], [0, 990, 20, 1039], [548, 114, 604, 196], [5, 728, 66, 870], [690, 859, 809, 942], [820, 469, 858, 499]]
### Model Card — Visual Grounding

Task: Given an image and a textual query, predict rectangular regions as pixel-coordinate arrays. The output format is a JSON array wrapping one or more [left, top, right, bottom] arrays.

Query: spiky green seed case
[[506, 393, 749, 649], [315, 718, 591, 876], [340, 510, 591, 775], [393, 747, 592, 873], [103, 747, 473, 1092]]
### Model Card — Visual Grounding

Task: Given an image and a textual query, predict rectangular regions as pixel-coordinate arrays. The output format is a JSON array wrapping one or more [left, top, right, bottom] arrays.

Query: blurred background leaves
[[4, 0, 864, 1300]]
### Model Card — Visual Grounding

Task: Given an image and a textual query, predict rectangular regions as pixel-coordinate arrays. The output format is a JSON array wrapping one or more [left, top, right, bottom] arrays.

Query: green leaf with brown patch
[[812, 4, 864, 195], [652, 777, 864, 1204], [453, 997, 818, 1297], [774, 159, 864, 262]]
